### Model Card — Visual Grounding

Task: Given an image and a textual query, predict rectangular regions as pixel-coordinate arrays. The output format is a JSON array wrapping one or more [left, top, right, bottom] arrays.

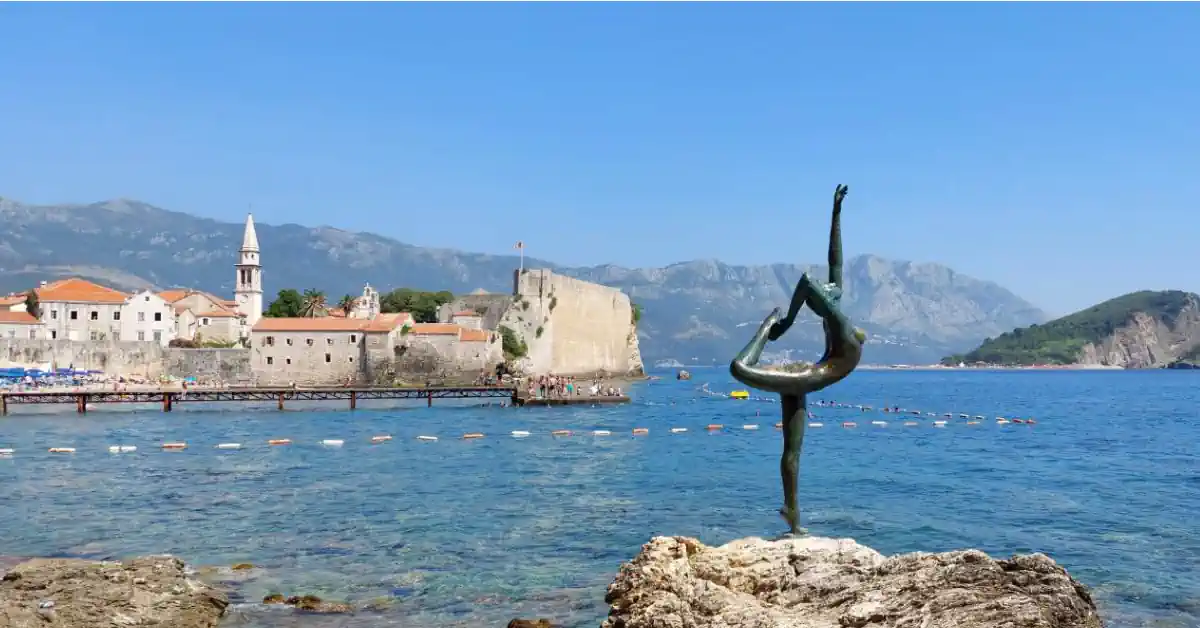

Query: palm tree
[[300, 289, 327, 318], [338, 294, 356, 316]]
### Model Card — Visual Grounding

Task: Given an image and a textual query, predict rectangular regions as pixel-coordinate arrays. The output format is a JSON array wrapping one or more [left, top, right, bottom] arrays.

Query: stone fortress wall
[[0, 340, 253, 383], [499, 269, 644, 377]]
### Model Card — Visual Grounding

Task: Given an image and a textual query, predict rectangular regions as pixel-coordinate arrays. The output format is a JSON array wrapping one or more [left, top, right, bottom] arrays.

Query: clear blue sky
[[2, 3, 1197, 316]]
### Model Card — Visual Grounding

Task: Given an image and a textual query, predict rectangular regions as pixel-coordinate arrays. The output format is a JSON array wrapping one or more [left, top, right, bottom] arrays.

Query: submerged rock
[[0, 556, 228, 628], [603, 536, 1102, 628], [509, 620, 557, 628]]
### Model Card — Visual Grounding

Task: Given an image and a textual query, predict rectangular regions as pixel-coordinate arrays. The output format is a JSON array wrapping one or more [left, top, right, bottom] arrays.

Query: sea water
[[0, 370, 1196, 627]]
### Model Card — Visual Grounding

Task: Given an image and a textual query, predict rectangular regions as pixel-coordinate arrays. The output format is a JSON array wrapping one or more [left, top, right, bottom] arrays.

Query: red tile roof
[[459, 328, 490, 342], [452, 310, 480, 317], [36, 278, 129, 304], [364, 312, 413, 332], [0, 311, 40, 325]]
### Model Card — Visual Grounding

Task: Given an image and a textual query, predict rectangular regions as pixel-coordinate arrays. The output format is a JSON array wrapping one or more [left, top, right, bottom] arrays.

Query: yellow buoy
[[730, 390, 750, 399]]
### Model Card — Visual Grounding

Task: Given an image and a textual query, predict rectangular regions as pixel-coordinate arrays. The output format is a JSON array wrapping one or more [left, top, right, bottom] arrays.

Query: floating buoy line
[[0, 416, 1038, 458], [697, 383, 1037, 424]]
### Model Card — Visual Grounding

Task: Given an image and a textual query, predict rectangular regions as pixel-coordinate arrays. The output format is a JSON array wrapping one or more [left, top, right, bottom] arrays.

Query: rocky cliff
[[603, 536, 1101, 628], [0, 196, 1047, 364], [500, 269, 644, 376], [946, 290, 1200, 368]]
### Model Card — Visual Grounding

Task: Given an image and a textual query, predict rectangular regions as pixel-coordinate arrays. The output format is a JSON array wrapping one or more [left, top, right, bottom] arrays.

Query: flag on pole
[[514, 241, 524, 250], [515, 241, 525, 272]]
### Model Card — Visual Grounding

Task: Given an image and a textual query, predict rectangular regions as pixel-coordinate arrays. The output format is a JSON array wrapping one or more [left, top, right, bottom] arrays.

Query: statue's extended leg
[[768, 274, 815, 341], [779, 393, 807, 536]]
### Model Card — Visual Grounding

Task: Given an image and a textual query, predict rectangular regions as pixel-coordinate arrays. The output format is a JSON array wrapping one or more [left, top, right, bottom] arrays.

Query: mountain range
[[0, 197, 1048, 364]]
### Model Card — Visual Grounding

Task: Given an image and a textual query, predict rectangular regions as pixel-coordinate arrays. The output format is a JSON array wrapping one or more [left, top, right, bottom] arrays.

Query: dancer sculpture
[[729, 184, 866, 536]]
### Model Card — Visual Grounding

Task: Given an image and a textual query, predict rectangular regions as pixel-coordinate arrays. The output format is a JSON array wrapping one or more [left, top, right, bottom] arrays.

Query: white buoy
[[670, 427, 688, 433], [371, 435, 393, 443], [321, 439, 344, 447], [742, 424, 759, 430], [808, 422, 824, 428], [49, 447, 76, 453], [107, 445, 137, 453], [933, 421, 947, 427], [592, 430, 611, 436], [871, 421, 887, 427], [216, 443, 242, 450], [0, 448, 14, 455], [416, 435, 438, 442], [511, 430, 531, 438]]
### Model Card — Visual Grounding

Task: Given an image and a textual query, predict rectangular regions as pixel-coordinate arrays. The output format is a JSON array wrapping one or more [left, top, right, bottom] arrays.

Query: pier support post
[[278, 392, 285, 411], [427, 390, 433, 407], [163, 393, 173, 412], [1, 394, 6, 416], [77, 394, 87, 414], [350, 391, 357, 410]]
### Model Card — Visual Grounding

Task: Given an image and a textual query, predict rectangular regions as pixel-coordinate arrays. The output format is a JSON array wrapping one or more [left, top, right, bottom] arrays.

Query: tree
[[265, 289, 304, 318], [631, 303, 643, 325], [24, 290, 40, 319], [338, 294, 355, 316], [300, 289, 327, 318], [380, 288, 454, 323]]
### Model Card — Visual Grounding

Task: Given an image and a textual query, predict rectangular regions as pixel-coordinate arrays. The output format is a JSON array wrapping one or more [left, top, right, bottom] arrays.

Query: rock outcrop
[[0, 556, 228, 628], [1077, 298, 1200, 368], [603, 536, 1101, 628]]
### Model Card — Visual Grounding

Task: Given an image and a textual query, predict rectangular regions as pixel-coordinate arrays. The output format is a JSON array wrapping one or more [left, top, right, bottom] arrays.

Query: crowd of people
[[525, 373, 623, 399]]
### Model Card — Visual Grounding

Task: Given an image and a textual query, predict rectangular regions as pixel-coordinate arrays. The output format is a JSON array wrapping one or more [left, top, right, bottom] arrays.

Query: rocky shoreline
[[0, 536, 1103, 628]]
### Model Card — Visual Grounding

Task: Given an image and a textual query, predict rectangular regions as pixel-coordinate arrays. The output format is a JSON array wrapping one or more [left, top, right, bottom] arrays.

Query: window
[[113, 311, 120, 321], [286, 338, 293, 346], [350, 334, 357, 343], [348, 356, 354, 363], [145, 296, 150, 302], [306, 338, 314, 347], [70, 310, 78, 320], [326, 338, 333, 345], [90, 331, 98, 340], [138, 312, 145, 322], [153, 331, 162, 342], [202, 318, 210, 325], [90, 311, 98, 321], [50, 330, 57, 339], [28, 329, 36, 339], [264, 336, 275, 347], [137, 331, 145, 341], [266, 357, 274, 365], [51, 310, 58, 320], [154, 312, 162, 322], [285, 358, 292, 365], [325, 353, 331, 363]]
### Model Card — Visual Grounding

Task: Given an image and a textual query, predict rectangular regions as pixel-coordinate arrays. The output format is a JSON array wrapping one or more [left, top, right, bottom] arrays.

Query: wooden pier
[[0, 386, 518, 414]]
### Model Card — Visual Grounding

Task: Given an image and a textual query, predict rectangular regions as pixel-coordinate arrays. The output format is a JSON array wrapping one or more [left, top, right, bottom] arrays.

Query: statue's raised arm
[[828, 184, 847, 289]]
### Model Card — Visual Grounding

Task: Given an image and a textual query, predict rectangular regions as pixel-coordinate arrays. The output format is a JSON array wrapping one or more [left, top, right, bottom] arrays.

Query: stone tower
[[235, 213, 263, 326]]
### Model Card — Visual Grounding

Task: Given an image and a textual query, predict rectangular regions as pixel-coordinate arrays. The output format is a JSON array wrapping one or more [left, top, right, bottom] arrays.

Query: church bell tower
[[235, 213, 263, 326]]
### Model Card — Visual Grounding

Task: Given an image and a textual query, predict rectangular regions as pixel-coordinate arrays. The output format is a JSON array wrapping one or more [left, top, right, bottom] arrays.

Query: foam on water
[[0, 370, 1197, 628]]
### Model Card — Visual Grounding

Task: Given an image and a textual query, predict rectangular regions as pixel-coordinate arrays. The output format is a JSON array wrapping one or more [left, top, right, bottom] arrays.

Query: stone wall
[[500, 269, 644, 376], [162, 348, 254, 384], [437, 293, 514, 331], [0, 339, 166, 377]]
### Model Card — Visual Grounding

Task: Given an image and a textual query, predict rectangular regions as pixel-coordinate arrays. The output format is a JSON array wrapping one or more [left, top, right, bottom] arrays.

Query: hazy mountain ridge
[[0, 197, 1048, 364]]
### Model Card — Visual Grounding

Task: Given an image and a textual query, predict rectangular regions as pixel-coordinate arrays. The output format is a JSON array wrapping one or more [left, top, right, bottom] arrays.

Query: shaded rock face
[[603, 536, 1102, 628], [0, 556, 228, 628]]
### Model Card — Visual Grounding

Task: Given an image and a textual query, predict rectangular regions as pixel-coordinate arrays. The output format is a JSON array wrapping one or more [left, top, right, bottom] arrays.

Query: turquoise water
[[0, 370, 1197, 627]]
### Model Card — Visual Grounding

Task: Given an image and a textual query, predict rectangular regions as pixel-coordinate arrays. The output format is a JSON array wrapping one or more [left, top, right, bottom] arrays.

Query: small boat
[[730, 390, 750, 400], [677, 369, 691, 380]]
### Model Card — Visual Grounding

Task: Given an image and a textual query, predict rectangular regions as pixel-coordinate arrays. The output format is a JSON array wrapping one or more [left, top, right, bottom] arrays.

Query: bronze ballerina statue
[[729, 184, 865, 536]]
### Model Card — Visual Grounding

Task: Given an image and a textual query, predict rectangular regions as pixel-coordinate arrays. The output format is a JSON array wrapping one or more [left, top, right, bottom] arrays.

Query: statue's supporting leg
[[779, 393, 808, 536]]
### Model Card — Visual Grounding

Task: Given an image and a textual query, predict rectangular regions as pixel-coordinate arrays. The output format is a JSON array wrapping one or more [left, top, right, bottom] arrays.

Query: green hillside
[[942, 290, 1198, 366]]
